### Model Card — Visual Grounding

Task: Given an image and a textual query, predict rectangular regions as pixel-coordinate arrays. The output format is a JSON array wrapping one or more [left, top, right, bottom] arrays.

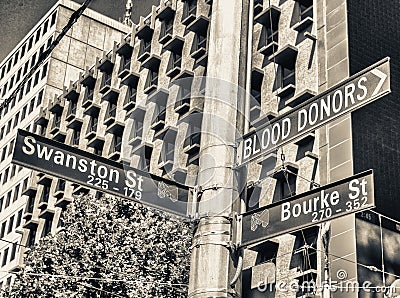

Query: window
[[145, 69, 159, 94], [20, 44, 26, 58], [15, 210, 23, 227], [10, 165, 16, 179], [36, 89, 44, 107], [14, 112, 20, 128], [29, 98, 35, 114], [42, 218, 53, 237], [3, 168, 9, 185], [39, 44, 45, 58], [35, 27, 41, 43], [68, 99, 78, 118], [13, 185, 20, 203], [23, 61, 29, 75], [16, 68, 22, 83], [112, 134, 122, 154], [83, 85, 94, 105], [159, 14, 175, 43], [2, 248, 8, 267], [5, 191, 11, 208], [25, 78, 32, 95], [50, 11, 57, 27], [1, 147, 6, 162], [41, 62, 48, 79], [278, 65, 295, 88], [28, 36, 34, 51], [22, 105, 27, 119], [0, 197, 3, 212], [28, 229, 36, 247], [88, 115, 98, 134], [31, 53, 37, 68], [43, 20, 49, 35], [182, 0, 197, 25], [10, 243, 17, 261], [7, 215, 14, 234], [2, 82, 7, 96], [250, 69, 263, 121], [41, 185, 50, 204], [299, 0, 313, 21], [72, 128, 80, 146], [34, 71, 40, 86], [160, 138, 175, 165], [151, 102, 166, 131], [0, 222, 6, 238], [138, 38, 152, 61], [119, 52, 131, 75]]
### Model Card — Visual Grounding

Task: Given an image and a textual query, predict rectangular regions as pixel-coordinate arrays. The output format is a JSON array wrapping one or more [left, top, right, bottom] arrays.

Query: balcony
[[55, 196, 73, 210], [183, 132, 201, 155], [85, 118, 98, 141], [81, 88, 94, 108], [120, 71, 140, 87], [101, 89, 119, 105], [151, 110, 166, 132], [123, 88, 137, 112], [174, 97, 191, 115], [80, 68, 96, 88], [284, 89, 315, 108], [182, 0, 197, 26], [53, 179, 66, 199], [104, 104, 117, 126], [118, 56, 132, 79], [63, 83, 80, 102], [50, 115, 62, 135], [72, 184, 90, 196], [34, 107, 49, 126], [65, 101, 78, 122], [99, 73, 112, 94], [187, 15, 209, 36], [49, 96, 64, 114]]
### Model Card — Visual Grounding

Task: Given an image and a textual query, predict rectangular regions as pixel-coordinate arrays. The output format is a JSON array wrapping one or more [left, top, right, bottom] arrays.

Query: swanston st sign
[[12, 129, 192, 218]]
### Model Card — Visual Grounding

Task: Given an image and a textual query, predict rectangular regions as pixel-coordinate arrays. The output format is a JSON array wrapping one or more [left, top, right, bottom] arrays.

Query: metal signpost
[[12, 129, 192, 218], [240, 170, 375, 247], [238, 58, 390, 165]]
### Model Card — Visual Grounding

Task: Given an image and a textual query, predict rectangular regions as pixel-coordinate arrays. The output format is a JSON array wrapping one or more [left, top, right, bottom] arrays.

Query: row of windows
[[0, 178, 28, 213], [0, 89, 44, 143], [0, 48, 49, 105], [0, 241, 19, 268], [0, 164, 22, 187], [0, 210, 23, 239], [0, 10, 56, 82]]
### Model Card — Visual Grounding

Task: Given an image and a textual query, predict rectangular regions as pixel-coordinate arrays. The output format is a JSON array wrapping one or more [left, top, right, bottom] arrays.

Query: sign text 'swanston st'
[[238, 58, 390, 164], [12, 130, 191, 217]]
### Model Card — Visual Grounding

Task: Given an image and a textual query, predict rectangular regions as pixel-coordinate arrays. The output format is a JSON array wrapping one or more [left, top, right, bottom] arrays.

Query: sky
[[0, 0, 158, 61]]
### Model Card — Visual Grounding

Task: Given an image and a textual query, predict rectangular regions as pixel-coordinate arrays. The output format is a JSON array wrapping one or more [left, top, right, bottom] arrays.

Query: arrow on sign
[[371, 68, 388, 96]]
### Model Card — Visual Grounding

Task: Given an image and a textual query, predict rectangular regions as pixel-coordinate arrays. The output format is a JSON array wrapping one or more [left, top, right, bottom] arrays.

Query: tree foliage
[[7, 194, 193, 297]]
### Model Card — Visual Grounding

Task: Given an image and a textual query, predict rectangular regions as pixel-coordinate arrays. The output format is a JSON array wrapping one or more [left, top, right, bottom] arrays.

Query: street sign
[[238, 57, 390, 165], [240, 170, 375, 247], [12, 129, 192, 218]]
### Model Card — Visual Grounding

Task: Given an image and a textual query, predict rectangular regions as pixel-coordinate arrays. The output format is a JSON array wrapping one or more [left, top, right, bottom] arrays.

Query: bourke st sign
[[240, 170, 375, 247], [12, 129, 192, 218]]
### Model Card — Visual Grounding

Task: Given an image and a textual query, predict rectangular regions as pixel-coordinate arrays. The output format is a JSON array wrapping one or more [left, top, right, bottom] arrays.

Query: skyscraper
[[0, 0, 129, 288]]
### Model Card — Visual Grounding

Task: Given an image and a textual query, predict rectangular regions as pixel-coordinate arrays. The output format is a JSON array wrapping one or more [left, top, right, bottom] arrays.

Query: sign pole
[[187, 0, 247, 297]]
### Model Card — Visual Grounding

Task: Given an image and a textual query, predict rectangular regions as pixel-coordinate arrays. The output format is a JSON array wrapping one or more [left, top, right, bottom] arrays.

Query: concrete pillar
[[188, 0, 247, 297]]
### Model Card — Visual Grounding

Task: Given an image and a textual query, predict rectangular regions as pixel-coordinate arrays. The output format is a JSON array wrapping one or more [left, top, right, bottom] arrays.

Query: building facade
[[0, 0, 129, 288], [1, 0, 399, 296]]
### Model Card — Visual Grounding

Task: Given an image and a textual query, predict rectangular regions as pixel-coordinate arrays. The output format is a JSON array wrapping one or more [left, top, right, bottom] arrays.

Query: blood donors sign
[[238, 58, 390, 165], [240, 170, 375, 247]]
